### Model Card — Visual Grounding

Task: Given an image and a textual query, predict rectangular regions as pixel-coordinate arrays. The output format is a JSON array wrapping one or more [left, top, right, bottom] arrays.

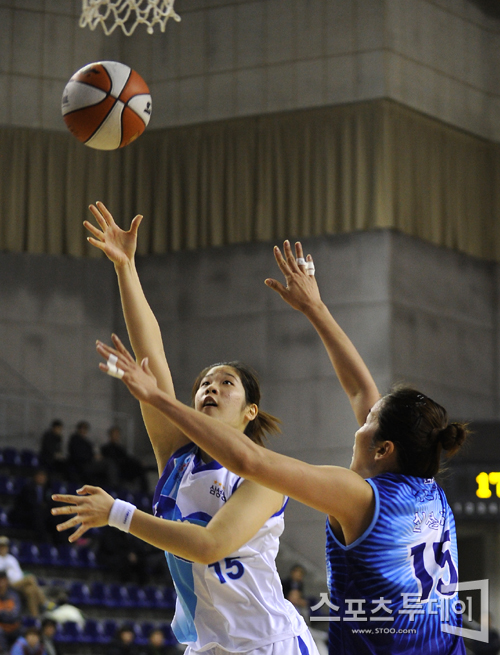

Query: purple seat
[[128, 584, 148, 608], [105, 583, 130, 608], [102, 620, 118, 642], [89, 581, 107, 606], [2, 448, 21, 467], [0, 509, 9, 527], [67, 581, 91, 606], [20, 449, 39, 468], [136, 622, 154, 645], [81, 619, 106, 643], [18, 542, 40, 565], [37, 543, 59, 566], [55, 621, 83, 644], [56, 544, 81, 568], [0, 475, 16, 496]]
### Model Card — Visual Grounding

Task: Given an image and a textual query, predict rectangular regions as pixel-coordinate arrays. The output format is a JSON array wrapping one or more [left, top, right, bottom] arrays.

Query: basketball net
[[80, 0, 181, 36]]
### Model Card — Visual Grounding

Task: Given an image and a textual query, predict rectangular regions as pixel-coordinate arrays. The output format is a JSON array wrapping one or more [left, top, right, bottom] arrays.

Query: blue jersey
[[325, 473, 465, 655], [153, 443, 310, 652]]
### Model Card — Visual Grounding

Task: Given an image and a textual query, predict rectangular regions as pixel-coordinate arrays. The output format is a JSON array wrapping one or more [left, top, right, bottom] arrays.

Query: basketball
[[61, 61, 152, 150]]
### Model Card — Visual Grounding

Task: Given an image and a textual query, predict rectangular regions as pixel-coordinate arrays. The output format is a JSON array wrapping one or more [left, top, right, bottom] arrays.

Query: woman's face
[[194, 365, 254, 431], [350, 399, 383, 478]]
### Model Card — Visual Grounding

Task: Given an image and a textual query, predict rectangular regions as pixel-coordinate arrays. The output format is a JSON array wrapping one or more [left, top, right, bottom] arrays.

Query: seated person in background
[[0, 571, 21, 652], [101, 426, 149, 492], [0, 537, 48, 618], [67, 421, 111, 487], [144, 628, 178, 655], [39, 619, 60, 655], [108, 625, 142, 655], [282, 564, 310, 618], [10, 626, 46, 655], [8, 470, 61, 544], [39, 421, 67, 479]]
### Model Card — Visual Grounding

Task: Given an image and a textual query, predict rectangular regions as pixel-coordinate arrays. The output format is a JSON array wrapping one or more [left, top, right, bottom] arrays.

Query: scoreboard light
[[475, 472, 500, 499]]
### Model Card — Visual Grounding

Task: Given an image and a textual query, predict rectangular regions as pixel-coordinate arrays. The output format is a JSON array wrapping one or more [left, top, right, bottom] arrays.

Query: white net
[[80, 0, 181, 36]]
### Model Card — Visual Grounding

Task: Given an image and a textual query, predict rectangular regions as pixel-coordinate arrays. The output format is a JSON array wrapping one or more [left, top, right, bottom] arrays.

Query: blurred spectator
[[10, 626, 46, 655], [43, 588, 84, 630], [39, 619, 60, 655], [67, 421, 112, 487], [39, 421, 67, 479], [144, 628, 177, 655], [8, 470, 62, 544], [0, 571, 21, 652], [108, 625, 142, 655], [281, 564, 309, 619], [97, 528, 149, 586], [101, 427, 148, 492], [0, 537, 48, 618]]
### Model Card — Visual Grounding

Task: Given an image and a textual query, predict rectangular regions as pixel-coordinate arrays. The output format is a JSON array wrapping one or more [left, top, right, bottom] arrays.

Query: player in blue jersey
[[86, 240, 469, 655], [53, 207, 320, 655]]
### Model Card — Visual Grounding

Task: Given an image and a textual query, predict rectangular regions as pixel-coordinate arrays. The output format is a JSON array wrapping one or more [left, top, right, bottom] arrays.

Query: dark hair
[[24, 626, 40, 637], [51, 420, 63, 428], [191, 361, 281, 447], [41, 619, 57, 630], [76, 421, 90, 431], [374, 385, 469, 478]]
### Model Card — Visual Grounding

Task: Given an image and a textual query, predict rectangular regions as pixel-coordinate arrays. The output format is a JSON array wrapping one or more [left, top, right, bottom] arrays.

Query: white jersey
[[153, 443, 309, 653]]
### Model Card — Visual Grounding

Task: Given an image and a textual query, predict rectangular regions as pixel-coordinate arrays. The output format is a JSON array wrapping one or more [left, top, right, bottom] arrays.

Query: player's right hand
[[84, 201, 142, 267]]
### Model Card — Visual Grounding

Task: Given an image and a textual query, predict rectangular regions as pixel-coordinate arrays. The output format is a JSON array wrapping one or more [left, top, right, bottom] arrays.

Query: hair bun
[[438, 422, 469, 455]]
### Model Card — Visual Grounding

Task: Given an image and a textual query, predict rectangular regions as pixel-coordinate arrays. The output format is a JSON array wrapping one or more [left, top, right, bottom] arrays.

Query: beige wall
[[1, 0, 500, 140]]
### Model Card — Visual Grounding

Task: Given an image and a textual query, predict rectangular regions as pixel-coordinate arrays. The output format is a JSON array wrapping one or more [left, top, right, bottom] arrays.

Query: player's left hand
[[265, 241, 322, 314], [51, 486, 114, 543]]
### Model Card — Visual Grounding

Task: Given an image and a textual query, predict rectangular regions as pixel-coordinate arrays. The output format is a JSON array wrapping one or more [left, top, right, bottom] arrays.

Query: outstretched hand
[[84, 201, 143, 267], [96, 334, 160, 404], [265, 241, 323, 314], [51, 486, 114, 543]]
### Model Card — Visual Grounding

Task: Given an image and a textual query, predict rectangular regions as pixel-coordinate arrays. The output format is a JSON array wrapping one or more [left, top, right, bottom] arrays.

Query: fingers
[[264, 278, 287, 297], [52, 504, 80, 516], [52, 494, 80, 505], [95, 201, 116, 227], [77, 485, 101, 495], [83, 220, 105, 241], [295, 242, 305, 260], [55, 516, 82, 532], [129, 215, 143, 236], [88, 204, 108, 232], [67, 524, 89, 543], [111, 334, 135, 361], [86, 236, 106, 252], [282, 240, 302, 274]]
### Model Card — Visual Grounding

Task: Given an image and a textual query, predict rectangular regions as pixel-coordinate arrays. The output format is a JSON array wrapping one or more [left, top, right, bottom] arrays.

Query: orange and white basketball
[[61, 61, 152, 150]]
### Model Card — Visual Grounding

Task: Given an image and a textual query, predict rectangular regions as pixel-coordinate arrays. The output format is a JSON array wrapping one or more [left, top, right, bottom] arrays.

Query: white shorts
[[185, 630, 321, 655]]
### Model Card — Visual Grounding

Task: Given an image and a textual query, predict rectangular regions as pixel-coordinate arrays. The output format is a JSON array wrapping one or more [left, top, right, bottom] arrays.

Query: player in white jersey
[[94, 240, 470, 655], [53, 205, 319, 655]]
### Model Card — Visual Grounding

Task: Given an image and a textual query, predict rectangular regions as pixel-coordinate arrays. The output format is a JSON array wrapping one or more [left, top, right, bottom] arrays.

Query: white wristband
[[108, 499, 136, 532]]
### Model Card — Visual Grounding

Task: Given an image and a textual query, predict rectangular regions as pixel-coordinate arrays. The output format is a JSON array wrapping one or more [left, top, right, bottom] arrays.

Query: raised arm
[[85, 202, 189, 472], [52, 481, 283, 564], [265, 241, 380, 426], [95, 338, 374, 543]]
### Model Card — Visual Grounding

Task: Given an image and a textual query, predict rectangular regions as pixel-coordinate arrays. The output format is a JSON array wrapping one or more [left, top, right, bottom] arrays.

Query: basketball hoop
[[80, 0, 181, 36]]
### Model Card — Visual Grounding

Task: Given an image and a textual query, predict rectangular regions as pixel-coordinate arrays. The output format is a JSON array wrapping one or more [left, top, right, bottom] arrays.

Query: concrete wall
[[1, 0, 500, 140], [0, 251, 118, 449], [1, 229, 499, 574]]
